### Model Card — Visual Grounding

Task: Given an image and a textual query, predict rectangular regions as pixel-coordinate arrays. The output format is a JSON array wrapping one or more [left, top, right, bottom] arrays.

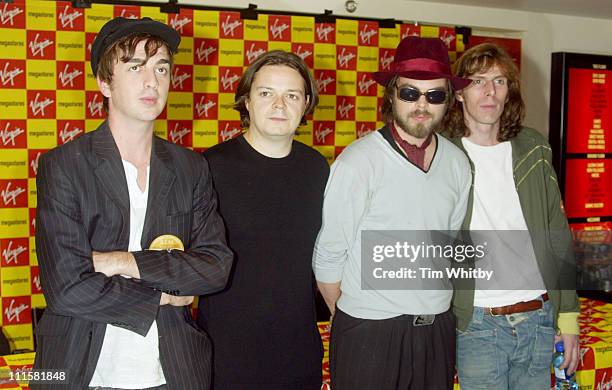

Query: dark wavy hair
[[234, 50, 318, 129], [444, 43, 524, 141]]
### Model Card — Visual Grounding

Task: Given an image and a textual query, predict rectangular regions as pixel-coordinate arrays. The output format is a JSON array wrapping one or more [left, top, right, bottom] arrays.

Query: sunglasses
[[396, 86, 448, 105]]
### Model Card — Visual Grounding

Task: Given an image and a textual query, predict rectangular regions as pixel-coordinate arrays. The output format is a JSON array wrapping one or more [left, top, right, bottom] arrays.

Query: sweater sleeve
[[542, 140, 580, 315], [313, 159, 370, 283], [557, 312, 580, 335], [450, 155, 472, 232]]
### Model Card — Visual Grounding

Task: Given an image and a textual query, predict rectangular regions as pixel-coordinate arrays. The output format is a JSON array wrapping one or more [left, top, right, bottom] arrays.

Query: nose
[[484, 79, 496, 96], [143, 67, 159, 90], [415, 93, 428, 109], [272, 95, 286, 109]]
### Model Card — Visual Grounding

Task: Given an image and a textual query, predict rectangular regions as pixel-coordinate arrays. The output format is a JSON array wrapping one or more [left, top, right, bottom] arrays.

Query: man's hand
[[555, 333, 579, 374], [317, 281, 341, 321], [160, 293, 194, 306], [92, 251, 140, 278]]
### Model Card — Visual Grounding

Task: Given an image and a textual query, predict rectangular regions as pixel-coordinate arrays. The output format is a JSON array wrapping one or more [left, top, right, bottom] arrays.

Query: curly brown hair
[[443, 43, 524, 141], [233, 50, 318, 129]]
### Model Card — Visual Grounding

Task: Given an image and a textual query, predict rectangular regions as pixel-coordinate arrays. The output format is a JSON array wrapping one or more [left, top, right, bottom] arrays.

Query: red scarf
[[391, 123, 433, 170]]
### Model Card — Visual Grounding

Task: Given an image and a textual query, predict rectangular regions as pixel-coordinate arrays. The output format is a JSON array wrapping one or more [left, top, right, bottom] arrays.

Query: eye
[[286, 93, 300, 101], [259, 90, 272, 97], [156, 67, 168, 75], [129, 65, 140, 71], [494, 78, 506, 85], [471, 79, 483, 86]]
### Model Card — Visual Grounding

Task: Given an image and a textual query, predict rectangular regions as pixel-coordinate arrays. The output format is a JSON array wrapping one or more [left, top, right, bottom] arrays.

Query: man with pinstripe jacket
[[32, 18, 233, 390]]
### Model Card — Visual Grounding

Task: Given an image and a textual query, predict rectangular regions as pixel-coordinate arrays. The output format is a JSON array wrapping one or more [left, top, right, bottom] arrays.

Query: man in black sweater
[[197, 51, 329, 390]]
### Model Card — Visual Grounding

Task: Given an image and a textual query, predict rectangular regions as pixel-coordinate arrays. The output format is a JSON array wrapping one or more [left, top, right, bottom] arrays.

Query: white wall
[[521, 13, 612, 134], [177, 0, 612, 135]]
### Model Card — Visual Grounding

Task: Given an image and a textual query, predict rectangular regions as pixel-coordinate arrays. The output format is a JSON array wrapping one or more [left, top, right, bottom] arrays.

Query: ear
[[455, 91, 464, 102], [97, 76, 111, 98], [303, 94, 310, 114]]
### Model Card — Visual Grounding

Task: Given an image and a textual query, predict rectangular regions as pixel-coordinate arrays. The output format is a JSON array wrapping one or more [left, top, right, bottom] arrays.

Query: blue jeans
[[456, 298, 555, 390]]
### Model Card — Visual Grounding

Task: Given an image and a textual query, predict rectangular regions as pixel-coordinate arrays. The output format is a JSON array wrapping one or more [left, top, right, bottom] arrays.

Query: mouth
[[268, 117, 288, 121], [140, 97, 158, 105], [410, 113, 431, 122], [480, 104, 498, 110]]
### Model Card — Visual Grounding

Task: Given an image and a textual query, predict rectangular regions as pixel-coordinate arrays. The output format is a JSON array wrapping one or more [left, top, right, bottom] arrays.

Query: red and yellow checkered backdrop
[[0, 3, 611, 390], [0, 0, 469, 352]]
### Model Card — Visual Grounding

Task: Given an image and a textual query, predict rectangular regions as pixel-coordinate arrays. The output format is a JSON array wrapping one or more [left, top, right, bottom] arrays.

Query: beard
[[393, 107, 444, 139]]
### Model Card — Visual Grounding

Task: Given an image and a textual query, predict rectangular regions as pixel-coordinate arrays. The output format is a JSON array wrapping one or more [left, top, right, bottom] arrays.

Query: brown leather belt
[[486, 293, 549, 316]]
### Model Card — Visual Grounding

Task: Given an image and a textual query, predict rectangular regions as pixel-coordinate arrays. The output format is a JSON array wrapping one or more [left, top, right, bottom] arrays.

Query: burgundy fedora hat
[[372, 36, 471, 90]]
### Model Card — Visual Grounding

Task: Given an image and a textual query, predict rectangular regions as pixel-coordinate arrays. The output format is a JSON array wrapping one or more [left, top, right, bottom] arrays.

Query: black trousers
[[330, 309, 456, 390]]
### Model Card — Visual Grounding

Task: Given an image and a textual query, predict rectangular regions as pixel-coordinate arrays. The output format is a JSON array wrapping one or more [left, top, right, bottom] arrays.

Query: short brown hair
[[234, 50, 318, 128], [96, 33, 173, 112], [444, 43, 524, 141], [380, 76, 455, 123]]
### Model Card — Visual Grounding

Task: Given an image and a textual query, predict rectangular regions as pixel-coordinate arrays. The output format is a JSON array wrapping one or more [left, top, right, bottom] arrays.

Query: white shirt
[[89, 161, 166, 388], [462, 138, 546, 307]]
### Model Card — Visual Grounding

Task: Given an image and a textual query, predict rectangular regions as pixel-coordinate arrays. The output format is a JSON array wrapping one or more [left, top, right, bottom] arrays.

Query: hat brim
[[372, 70, 472, 91]]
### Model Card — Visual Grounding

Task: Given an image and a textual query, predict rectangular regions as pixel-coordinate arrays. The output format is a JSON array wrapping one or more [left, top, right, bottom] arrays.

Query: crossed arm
[[92, 251, 193, 307], [36, 153, 231, 335]]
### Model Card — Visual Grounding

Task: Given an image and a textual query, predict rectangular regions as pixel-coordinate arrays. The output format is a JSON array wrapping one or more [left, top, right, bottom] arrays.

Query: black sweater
[[198, 135, 329, 389]]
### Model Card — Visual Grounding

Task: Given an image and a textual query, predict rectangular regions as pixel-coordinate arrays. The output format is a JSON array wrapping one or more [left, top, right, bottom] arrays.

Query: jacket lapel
[[91, 122, 131, 241], [141, 136, 176, 248], [447, 135, 475, 230]]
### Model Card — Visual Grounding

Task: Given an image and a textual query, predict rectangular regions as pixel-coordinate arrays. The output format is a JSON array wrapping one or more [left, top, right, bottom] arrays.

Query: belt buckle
[[413, 314, 435, 326]]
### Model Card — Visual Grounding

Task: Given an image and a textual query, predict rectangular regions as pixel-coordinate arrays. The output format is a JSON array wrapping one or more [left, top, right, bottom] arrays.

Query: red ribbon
[[393, 58, 448, 74]]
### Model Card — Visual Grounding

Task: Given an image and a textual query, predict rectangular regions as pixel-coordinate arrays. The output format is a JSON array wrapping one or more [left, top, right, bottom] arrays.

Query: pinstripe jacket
[[32, 121, 233, 389]]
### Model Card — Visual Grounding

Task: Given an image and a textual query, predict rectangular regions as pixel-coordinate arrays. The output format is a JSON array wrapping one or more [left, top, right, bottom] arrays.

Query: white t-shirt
[[462, 138, 546, 307], [89, 161, 166, 388]]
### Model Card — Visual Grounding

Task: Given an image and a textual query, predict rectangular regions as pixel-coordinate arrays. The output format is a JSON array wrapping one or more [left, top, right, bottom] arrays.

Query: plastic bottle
[[552, 341, 578, 390]]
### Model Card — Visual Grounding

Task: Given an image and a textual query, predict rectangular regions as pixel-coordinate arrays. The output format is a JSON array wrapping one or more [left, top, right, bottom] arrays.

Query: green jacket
[[449, 127, 580, 331]]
